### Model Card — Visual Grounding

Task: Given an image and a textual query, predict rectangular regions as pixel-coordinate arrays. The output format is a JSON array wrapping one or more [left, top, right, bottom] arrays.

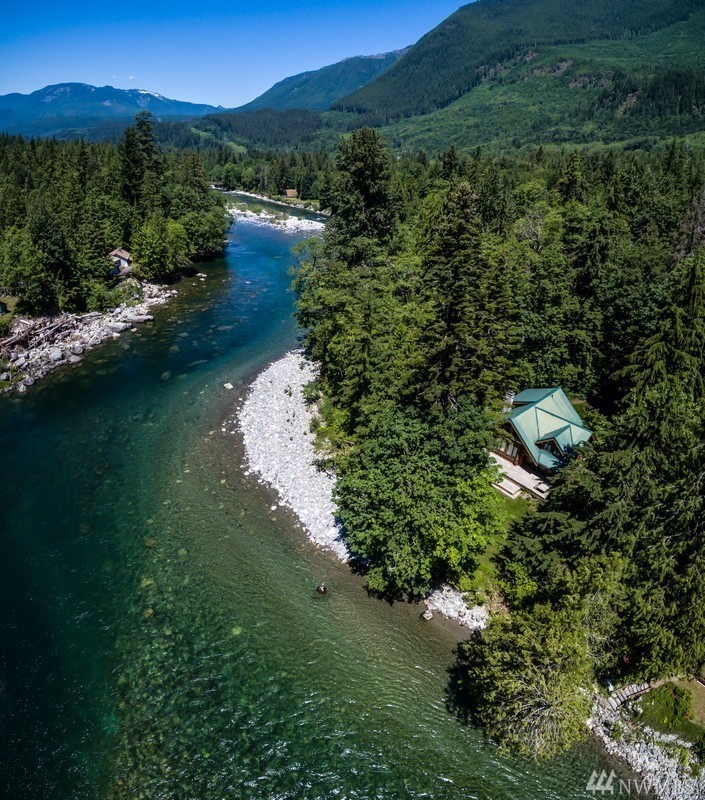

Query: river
[[0, 204, 611, 799]]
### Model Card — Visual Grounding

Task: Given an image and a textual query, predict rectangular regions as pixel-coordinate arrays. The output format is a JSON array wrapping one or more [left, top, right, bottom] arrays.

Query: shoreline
[[227, 202, 326, 235], [216, 187, 331, 217], [589, 700, 704, 799], [233, 350, 488, 630], [0, 280, 176, 395], [233, 351, 704, 799]]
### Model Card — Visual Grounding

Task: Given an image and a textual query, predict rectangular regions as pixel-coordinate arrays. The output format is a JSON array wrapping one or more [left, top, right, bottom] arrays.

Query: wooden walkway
[[600, 682, 653, 711]]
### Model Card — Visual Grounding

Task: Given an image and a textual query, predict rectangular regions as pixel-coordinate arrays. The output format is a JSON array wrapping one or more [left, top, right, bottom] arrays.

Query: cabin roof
[[508, 387, 592, 470], [109, 248, 132, 260]]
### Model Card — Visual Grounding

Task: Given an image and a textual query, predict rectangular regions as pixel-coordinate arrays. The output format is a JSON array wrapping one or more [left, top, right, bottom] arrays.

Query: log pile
[[0, 282, 177, 394], [0, 314, 78, 354]]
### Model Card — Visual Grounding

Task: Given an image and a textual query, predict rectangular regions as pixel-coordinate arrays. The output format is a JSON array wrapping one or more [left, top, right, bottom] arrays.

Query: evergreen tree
[[454, 605, 594, 760], [414, 182, 520, 408]]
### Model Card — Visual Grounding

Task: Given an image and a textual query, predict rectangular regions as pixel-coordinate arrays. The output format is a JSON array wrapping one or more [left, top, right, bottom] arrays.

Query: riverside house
[[493, 387, 592, 499], [108, 248, 133, 277]]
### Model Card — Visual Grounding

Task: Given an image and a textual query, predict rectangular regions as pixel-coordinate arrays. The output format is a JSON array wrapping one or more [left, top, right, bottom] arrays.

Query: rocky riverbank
[[234, 350, 488, 630], [218, 188, 331, 217], [0, 281, 176, 394], [589, 701, 705, 799], [228, 204, 326, 235], [236, 351, 349, 562]]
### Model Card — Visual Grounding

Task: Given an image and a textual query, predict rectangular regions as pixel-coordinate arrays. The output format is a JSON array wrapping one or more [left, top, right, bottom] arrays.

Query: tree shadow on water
[[444, 642, 481, 727]]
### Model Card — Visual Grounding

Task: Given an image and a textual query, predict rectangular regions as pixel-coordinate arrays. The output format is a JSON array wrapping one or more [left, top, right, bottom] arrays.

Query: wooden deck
[[491, 452, 551, 500]]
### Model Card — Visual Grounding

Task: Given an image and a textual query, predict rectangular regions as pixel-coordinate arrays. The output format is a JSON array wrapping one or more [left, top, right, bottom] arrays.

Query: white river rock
[[237, 350, 488, 630]]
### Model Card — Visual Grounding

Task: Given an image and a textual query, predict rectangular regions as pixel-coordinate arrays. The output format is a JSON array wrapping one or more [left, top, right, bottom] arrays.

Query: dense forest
[[210, 148, 334, 202], [0, 112, 228, 315], [292, 128, 705, 757], [333, 0, 698, 122]]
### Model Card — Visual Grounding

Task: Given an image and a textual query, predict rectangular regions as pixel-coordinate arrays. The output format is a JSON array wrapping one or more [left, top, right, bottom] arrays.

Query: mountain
[[236, 50, 408, 113], [374, 3, 705, 151], [6, 0, 705, 153], [147, 0, 705, 154], [0, 83, 224, 136], [333, 0, 700, 124]]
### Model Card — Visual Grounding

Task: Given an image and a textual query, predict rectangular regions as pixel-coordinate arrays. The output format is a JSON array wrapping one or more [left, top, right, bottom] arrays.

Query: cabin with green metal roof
[[494, 387, 592, 473]]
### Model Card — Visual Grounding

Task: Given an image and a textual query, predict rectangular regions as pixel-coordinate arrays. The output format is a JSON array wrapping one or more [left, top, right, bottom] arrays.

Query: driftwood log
[[0, 314, 78, 354]]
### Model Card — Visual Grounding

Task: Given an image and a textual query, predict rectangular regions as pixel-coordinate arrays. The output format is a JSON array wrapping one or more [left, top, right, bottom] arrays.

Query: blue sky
[[0, 1, 463, 107]]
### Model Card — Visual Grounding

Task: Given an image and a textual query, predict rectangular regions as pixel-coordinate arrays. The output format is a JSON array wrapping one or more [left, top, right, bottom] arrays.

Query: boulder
[[123, 314, 153, 324], [106, 321, 130, 333], [49, 347, 64, 362]]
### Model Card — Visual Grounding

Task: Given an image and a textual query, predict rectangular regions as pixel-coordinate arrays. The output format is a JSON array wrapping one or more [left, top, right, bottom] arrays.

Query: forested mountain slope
[[334, 0, 701, 123], [380, 7, 705, 150], [237, 51, 406, 112]]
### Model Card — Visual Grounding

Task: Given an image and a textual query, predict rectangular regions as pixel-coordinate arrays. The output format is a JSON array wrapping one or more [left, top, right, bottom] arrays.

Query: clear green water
[[0, 212, 611, 799]]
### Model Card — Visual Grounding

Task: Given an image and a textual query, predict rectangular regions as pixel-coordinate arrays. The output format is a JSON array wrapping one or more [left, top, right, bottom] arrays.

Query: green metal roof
[[508, 387, 592, 470]]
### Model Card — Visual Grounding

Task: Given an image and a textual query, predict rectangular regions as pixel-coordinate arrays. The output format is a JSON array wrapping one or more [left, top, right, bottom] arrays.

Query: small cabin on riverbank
[[495, 387, 592, 473], [108, 248, 133, 278], [284, 189, 299, 199]]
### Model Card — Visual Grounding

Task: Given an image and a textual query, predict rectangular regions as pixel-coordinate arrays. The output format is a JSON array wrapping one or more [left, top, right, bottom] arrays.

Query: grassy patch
[[0, 296, 18, 338], [637, 682, 705, 743], [498, 493, 531, 530], [675, 679, 705, 727], [0, 296, 18, 315], [465, 493, 530, 604]]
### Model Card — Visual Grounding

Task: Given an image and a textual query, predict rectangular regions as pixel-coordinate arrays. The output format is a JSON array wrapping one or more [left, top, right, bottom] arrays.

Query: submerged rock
[[106, 321, 131, 333]]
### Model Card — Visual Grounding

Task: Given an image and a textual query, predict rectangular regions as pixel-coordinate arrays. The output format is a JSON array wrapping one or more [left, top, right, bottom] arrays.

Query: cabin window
[[496, 439, 519, 459], [538, 440, 560, 458]]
